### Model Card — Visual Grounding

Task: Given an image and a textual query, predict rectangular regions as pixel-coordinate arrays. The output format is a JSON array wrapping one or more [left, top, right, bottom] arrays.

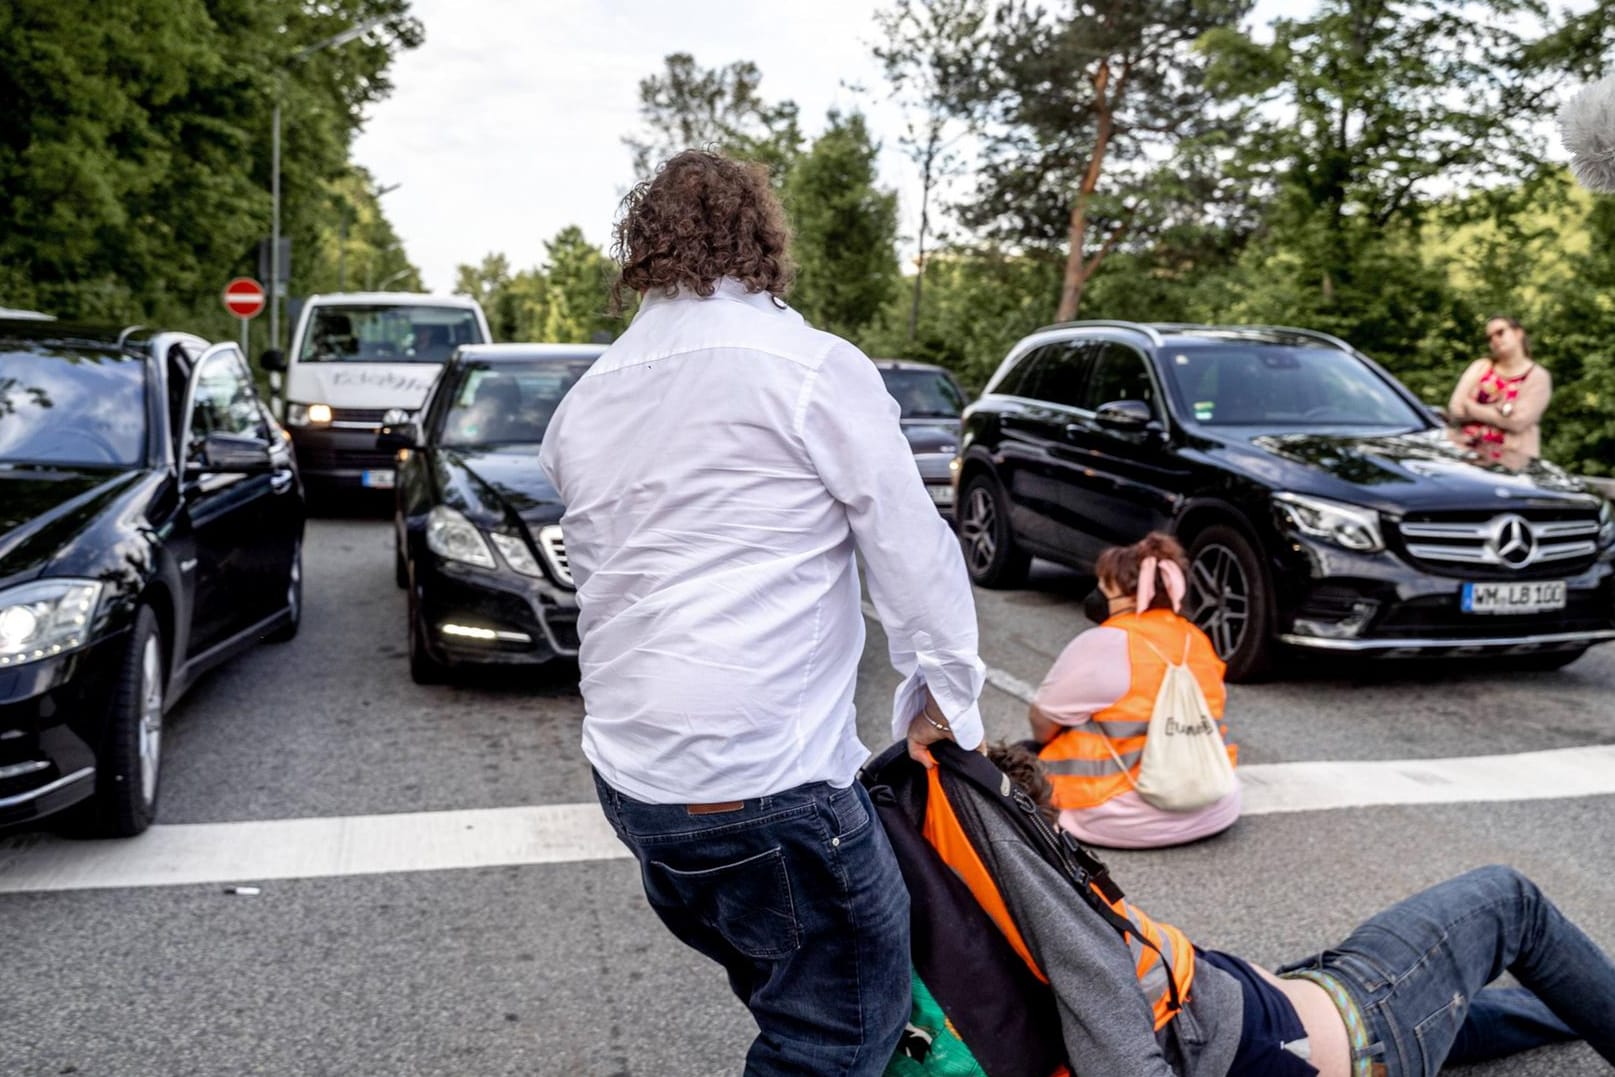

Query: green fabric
[[884, 970, 990, 1077]]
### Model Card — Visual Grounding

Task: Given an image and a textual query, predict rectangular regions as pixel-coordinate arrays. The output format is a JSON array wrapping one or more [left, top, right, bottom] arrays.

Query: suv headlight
[[489, 532, 543, 578], [1598, 500, 1614, 548], [0, 580, 104, 668], [426, 506, 496, 569], [285, 403, 332, 427], [1274, 493, 1384, 553]]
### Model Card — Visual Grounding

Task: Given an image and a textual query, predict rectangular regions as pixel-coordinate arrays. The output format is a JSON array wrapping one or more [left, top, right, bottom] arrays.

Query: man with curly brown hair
[[538, 150, 985, 1075]]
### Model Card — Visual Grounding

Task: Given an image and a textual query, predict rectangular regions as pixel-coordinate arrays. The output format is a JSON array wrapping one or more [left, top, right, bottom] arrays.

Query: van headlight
[[285, 403, 333, 427], [0, 580, 103, 668], [426, 506, 496, 569], [1274, 493, 1384, 553]]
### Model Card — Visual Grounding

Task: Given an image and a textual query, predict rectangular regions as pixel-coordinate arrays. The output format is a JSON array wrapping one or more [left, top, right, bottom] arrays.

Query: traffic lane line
[[5, 745, 1615, 894]]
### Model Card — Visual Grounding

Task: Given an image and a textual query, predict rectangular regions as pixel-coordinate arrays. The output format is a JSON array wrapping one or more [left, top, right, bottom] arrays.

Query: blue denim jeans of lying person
[[593, 771, 911, 1077], [1278, 865, 1615, 1076]]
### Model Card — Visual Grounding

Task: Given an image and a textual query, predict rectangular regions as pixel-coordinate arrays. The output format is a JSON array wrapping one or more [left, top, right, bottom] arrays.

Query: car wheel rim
[[1189, 544, 1250, 659], [139, 634, 163, 807], [959, 485, 998, 574]]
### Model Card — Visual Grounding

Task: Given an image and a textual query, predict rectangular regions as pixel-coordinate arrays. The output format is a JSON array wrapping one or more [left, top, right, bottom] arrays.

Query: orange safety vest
[[1039, 609, 1236, 811], [922, 765, 1195, 1031]]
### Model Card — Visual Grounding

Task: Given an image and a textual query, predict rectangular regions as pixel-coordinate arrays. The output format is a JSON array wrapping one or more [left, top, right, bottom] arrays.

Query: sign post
[[222, 277, 268, 363]]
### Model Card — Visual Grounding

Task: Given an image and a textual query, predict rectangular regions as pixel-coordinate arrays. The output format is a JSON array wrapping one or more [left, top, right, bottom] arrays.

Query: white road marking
[[4, 745, 1615, 894], [0, 803, 627, 894]]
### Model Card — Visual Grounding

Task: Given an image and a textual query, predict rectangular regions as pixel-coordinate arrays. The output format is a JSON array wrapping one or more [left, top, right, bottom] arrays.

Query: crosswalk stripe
[[3, 744, 1615, 894]]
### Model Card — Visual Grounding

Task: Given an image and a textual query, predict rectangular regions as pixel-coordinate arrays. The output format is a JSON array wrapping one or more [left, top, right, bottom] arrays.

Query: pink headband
[[1137, 556, 1186, 613]]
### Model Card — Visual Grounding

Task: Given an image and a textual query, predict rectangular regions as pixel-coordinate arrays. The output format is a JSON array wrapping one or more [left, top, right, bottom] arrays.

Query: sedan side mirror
[[377, 421, 420, 452], [1095, 399, 1157, 430], [193, 432, 273, 474], [259, 348, 287, 373]]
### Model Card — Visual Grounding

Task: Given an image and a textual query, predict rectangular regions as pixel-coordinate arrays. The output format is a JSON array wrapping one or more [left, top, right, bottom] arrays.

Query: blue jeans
[[593, 772, 911, 1076], [1279, 866, 1615, 1075]]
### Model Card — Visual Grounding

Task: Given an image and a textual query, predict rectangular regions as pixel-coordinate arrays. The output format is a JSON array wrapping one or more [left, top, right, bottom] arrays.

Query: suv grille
[[537, 525, 573, 588], [1394, 510, 1599, 574]]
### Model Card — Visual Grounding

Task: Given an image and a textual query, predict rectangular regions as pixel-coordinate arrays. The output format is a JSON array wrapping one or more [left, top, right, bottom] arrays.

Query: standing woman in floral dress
[[1449, 315, 1552, 460]]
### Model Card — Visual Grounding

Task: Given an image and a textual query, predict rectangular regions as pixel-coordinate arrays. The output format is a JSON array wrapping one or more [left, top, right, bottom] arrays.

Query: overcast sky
[[349, 0, 1320, 292]]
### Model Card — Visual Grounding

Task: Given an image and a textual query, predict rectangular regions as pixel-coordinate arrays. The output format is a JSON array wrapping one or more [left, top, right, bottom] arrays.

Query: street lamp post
[[269, 16, 391, 363], [339, 180, 401, 291]]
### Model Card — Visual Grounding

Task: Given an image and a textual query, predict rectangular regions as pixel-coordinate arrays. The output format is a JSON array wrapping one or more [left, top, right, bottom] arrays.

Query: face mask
[[1084, 588, 1112, 625]]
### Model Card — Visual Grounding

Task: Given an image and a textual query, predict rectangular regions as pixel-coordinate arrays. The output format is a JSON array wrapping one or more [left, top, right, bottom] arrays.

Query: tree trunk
[[908, 135, 935, 341], [1056, 62, 1114, 322]]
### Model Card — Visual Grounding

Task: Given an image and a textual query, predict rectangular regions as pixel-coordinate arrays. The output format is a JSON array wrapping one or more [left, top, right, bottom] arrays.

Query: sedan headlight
[[0, 580, 103, 668], [1274, 492, 1384, 553], [285, 403, 332, 427], [1598, 499, 1614, 549], [426, 506, 496, 569], [489, 532, 543, 578]]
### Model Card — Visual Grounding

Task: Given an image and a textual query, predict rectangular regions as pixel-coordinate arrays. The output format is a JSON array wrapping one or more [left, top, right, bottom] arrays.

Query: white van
[[261, 292, 491, 491]]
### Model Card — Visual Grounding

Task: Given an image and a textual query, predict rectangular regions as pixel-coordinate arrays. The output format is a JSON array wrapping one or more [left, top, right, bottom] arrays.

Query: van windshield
[[297, 305, 485, 364]]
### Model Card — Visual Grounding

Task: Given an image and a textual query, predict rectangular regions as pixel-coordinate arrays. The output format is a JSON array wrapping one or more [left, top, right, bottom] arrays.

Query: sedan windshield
[[437, 359, 595, 448], [297, 304, 484, 364], [0, 345, 146, 466], [880, 368, 965, 419], [1160, 345, 1427, 428]]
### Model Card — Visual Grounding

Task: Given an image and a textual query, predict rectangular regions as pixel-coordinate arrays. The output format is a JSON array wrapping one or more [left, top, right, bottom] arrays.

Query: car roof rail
[[1247, 324, 1357, 353], [1033, 319, 1164, 347]]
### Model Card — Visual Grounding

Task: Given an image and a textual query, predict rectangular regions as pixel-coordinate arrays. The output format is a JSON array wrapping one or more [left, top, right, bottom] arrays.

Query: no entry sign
[[222, 277, 267, 319]]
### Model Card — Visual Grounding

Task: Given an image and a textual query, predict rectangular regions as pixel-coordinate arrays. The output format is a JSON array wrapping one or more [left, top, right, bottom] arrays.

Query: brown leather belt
[[686, 801, 744, 815]]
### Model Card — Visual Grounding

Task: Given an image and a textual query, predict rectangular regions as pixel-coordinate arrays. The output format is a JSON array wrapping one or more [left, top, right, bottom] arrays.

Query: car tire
[[1186, 524, 1273, 683], [407, 565, 448, 685], [958, 472, 1031, 589], [264, 539, 302, 643], [1503, 646, 1589, 672], [83, 606, 165, 837], [394, 534, 408, 590]]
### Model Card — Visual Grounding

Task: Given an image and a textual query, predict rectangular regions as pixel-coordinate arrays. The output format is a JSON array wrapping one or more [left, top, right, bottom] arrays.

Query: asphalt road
[[3, 513, 1613, 1076]]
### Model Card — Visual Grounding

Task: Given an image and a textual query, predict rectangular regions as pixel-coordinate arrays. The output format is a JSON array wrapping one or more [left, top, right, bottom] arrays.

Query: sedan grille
[[537, 525, 573, 588], [1394, 511, 1599, 574]]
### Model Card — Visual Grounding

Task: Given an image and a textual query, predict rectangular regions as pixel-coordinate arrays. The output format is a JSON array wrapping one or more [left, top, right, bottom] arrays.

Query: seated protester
[[1032, 532, 1240, 848], [970, 743, 1609, 1077]]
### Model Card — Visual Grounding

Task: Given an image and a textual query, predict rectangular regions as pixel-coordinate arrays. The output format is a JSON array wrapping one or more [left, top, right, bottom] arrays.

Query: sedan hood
[[901, 418, 961, 455], [0, 469, 146, 584], [438, 446, 563, 531], [1210, 427, 1600, 513]]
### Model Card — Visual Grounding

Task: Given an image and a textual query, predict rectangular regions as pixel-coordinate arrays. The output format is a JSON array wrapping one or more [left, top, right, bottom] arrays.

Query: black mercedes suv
[[955, 321, 1615, 680]]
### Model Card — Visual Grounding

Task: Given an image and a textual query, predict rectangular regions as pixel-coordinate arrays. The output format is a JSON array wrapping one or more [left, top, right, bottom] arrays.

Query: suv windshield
[[0, 345, 147, 467], [437, 359, 595, 448], [297, 305, 484, 364], [880, 368, 965, 419], [1160, 344, 1426, 428]]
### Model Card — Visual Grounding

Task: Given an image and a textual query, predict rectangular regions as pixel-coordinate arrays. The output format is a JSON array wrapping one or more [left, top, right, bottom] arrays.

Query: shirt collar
[[636, 276, 788, 317]]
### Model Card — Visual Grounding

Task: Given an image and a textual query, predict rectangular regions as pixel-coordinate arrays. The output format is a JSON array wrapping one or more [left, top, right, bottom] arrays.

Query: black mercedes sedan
[[877, 358, 967, 517], [956, 321, 1615, 681], [382, 343, 600, 684], [1, 320, 304, 835]]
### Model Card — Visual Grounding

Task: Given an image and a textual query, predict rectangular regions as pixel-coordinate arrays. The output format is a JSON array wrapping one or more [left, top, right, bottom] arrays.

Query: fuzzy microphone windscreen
[[1560, 75, 1615, 193]]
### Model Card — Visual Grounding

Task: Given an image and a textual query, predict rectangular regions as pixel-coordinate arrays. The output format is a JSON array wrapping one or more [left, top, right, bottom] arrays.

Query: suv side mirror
[[259, 348, 287, 373], [1095, 400, 1156, 430], [377, 421, 419, 452], [192, 432, 273, 474]]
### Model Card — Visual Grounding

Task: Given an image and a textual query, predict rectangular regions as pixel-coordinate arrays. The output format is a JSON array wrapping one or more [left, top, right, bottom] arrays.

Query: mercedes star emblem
[[1489, 514, 1537, 568]]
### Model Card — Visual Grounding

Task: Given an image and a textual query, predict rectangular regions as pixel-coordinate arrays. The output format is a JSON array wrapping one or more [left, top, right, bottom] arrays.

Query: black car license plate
[[1461, 580, 1566, 615]]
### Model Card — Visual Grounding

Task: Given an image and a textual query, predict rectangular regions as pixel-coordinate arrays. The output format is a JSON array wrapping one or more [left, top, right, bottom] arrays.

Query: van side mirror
[[259, 348, 287, 373]]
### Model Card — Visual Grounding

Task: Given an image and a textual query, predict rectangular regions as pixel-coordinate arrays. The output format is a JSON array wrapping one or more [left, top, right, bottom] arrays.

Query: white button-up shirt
[[539, 277, 985, 803]]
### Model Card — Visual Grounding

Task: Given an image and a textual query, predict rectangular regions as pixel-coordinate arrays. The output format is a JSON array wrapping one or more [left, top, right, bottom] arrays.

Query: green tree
[[623, 53, 802, 179], [455, 253, 519, 340], [784, 112, 901, 343], [943, 0, 1253, 320], [453, 226, 619, 344]]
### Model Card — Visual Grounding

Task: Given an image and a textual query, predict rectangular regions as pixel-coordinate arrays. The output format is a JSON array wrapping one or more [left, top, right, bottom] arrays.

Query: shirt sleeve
[[798, 342, 986, 749], [1032, 628, 1131, 725]]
